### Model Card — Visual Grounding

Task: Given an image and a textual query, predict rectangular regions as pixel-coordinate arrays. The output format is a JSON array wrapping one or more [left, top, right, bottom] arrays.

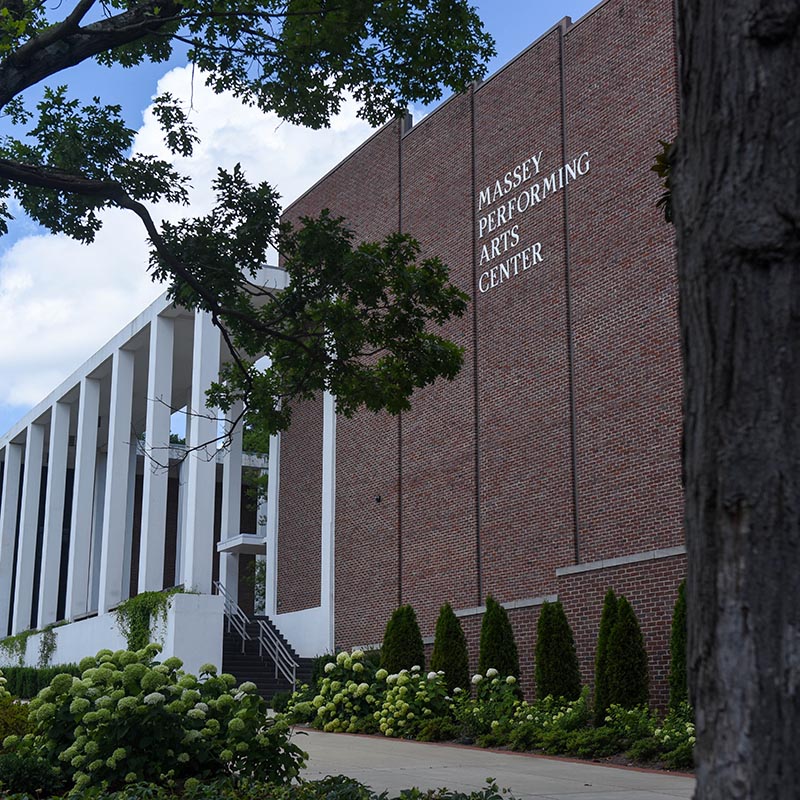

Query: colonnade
[[0, 296, 257, 637]]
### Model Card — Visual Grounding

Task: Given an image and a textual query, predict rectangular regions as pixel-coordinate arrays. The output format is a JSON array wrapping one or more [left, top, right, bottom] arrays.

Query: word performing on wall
[[476, 150, 590, 293]]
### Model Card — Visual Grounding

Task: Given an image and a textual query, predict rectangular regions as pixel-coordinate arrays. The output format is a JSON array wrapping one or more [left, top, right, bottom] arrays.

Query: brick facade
[[275, 0, 684, 704]]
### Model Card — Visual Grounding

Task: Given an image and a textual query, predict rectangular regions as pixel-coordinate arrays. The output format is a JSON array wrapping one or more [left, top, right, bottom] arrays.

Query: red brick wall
[[276, 396, 323, 612], [458, 605, 544, 700], [558, 553, 687, 710], [277, 0, 684, 702], [474, 28, 575, 605], [280, 124, 403, 629], [399, 92, 479, 634], [565, 0, 683, 564]]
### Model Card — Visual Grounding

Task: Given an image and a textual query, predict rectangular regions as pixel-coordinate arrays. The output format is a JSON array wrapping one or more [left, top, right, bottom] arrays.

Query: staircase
[[215, 582, 313, 703]]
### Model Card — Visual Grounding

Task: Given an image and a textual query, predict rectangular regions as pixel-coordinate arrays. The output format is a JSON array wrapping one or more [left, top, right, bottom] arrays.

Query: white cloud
[[0, 66, 374, 420]]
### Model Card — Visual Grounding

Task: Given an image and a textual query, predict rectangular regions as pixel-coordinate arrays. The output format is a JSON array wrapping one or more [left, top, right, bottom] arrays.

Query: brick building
[[267, 0, 684, 704], [0, 0, 684, 704]]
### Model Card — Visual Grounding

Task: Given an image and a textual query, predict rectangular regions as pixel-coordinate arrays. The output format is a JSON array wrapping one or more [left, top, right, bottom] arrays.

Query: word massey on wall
[[477, 150, 591, 293]]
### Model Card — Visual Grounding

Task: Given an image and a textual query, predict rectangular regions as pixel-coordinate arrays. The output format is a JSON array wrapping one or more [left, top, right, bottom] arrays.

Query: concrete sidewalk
[[295, 728, 695, 800]]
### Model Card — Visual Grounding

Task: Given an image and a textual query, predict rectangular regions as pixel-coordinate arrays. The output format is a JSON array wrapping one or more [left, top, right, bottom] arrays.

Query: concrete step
[[221, 614, 313, 701]]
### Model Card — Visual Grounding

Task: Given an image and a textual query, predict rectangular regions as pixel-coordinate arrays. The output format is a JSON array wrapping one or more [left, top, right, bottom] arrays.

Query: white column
[[219, 553, 239, 605], [175, 459, 185, 585], [218, 401, 243, 600], [66, 377, 100, 619], [0, 443, 23, 634], [88, 452, 106, 612], [255, 500, 267, 615], [139, 315, 174, 592], [182, 312, 221, 594], [320, 391, 337, 650], [37, 401, 70, 627], [121, 440, 138, 602], [98, 348, 135, 613], [265, 432, 280, 617], [12, 422, 45, 633]]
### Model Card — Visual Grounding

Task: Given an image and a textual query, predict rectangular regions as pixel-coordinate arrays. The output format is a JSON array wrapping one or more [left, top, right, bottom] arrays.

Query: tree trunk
[[673, 2, 800, 797]]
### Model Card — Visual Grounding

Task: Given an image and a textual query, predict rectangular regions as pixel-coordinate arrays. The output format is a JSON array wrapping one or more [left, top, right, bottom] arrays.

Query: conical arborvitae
[[606, 595, 649, 710], [593, 588, 618, 726], [478, 595, 519, 679], [534, 601, 581, 701], [430, 602, 470, 693], [380, 604, 425, 673], [668, 579, 688, 710]]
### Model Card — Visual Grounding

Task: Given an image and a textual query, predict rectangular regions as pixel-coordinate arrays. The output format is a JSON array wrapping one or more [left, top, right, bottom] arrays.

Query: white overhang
[[216, 534, 267, 555]]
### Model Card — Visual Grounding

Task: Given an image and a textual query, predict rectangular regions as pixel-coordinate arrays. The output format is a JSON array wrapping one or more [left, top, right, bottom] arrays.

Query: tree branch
[[0, 0, 182, 106]]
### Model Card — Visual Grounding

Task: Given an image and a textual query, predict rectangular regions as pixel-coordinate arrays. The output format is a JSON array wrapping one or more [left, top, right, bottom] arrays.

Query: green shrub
[[361, 649, 382, 669], [593, 588, 618, 726], [604, 703, 656, 745], [430, 602, 469, 694], [0, 751, 67, 796], [0, 698, 31, 747], [534, 601, 581, 701], [478, 595, 519, 679], [669, 580, 688, 710], [606, 596, 649, 710], [416, 715, 461, 742], [310, 653, 336, 688], [1, 664, 82, 699], [0, 773, 526, 800], [0, 673, 30, 751], [2, 646, 305, 794], [654, 700, 695, 769], [452, 669, 519, 740], [270, 690, 292, 713], [381, 605, 425, 674]]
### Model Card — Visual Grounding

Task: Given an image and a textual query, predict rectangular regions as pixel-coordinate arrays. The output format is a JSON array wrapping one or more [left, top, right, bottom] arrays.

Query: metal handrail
[[255, 618, 297, 689], [214, 580, 251, 653], [214, 580, 299, 690]]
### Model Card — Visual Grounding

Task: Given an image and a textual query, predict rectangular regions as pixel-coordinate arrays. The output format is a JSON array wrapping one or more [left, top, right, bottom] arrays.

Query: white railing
[[214, 580, 250, 653], [214, 581, 298, 690], [255, 618, 297, 689]]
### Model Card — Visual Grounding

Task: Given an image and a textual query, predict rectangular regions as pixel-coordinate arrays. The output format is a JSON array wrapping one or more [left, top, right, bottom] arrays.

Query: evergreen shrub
[[534, 601, 581, 700], [0, 664, 81, 699], [478, 595, 519, 679], [0, 752, 67, 797], [593, 588, 618, 726], [380, 605, 425, 673], [606, 596, 649, 710], [669, 580, 688, 710], [430, 602, 469, 693]]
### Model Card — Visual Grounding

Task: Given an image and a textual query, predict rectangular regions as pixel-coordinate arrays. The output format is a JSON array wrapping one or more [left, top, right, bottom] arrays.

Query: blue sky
[[0, 1, 598, 436]]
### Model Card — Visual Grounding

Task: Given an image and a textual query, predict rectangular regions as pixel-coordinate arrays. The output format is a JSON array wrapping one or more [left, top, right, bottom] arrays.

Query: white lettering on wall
[[476, 150, 591, 293]]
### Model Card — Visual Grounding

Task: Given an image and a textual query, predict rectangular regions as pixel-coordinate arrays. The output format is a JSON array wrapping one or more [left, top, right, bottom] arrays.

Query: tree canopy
[[0, 0, 495, 438]]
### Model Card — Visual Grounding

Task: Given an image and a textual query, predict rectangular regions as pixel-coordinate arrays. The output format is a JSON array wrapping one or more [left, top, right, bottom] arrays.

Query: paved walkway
[[295, 729, 695, 800]]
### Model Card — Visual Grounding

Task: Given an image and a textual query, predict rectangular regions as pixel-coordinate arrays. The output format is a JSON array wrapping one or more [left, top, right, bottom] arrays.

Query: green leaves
[[2, 648, 306, 793], [150, 93, 200, 157], [0, 87, 190, 240], [187, 200, 468, 439], [0, 0, 491, 440]]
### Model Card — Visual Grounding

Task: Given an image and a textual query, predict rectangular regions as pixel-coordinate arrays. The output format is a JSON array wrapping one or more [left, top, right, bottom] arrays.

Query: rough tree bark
[[673, 1, 800, 797]]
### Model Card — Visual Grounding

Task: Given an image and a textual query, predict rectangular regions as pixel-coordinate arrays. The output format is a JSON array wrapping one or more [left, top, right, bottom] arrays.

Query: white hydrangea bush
[[452, 669, 521, 739], [310, 650, 384, 734], [2, 645, 305, 794], [375, 667, 450, 738]]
